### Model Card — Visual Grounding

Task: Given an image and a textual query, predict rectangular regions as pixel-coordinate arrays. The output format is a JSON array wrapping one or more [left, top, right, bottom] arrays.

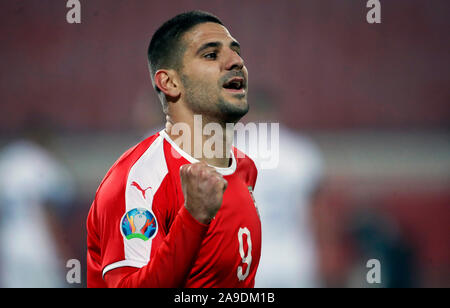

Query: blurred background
[[0, 0, 448, 288]]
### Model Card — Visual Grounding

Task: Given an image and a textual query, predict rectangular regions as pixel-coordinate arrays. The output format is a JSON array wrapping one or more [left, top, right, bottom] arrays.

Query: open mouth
[[223, 77, 246, 93]]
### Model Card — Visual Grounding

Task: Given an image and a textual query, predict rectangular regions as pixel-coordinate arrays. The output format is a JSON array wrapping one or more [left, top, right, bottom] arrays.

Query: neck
[[165, 111, 234, 168]]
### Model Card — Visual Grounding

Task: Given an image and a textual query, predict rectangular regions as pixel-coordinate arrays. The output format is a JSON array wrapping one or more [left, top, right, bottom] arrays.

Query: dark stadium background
[[0, 0, 448, 287]]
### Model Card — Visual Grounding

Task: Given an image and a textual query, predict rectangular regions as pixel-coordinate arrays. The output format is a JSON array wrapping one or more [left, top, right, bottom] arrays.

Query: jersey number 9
[[237, 227, 252, 281]]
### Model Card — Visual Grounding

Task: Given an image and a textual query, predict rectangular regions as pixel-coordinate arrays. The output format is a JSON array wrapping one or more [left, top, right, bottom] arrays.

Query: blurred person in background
[[235, 87, 324, 287], [347, 204, 418, 288], [0, 115, 76, 287]]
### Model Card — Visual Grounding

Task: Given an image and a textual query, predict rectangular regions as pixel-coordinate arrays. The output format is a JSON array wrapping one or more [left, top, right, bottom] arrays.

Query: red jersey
[[86, 130, 261, 288]]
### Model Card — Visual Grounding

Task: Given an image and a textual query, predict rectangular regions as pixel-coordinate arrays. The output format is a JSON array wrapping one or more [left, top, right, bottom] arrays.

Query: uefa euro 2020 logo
[[121, 208, 157, 241]]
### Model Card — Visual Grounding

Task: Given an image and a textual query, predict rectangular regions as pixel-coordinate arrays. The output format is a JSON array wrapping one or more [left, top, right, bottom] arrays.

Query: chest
[[187, 176, 262, 286]]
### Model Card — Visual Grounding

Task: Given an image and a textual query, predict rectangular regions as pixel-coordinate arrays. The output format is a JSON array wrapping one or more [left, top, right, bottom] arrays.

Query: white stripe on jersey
[[102, 134, 168, 278], [124, 134, 167, 265]]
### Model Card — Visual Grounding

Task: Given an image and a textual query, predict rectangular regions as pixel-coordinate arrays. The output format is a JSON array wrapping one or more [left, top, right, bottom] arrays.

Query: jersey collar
[[159, 129, 237, 176]]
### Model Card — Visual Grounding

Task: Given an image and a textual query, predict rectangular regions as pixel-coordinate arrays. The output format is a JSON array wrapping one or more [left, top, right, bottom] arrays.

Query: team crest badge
[[121, 208, 157, 241]]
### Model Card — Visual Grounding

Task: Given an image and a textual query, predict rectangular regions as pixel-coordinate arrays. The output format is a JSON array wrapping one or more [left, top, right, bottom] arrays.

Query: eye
[[204, 52, 217, 60]]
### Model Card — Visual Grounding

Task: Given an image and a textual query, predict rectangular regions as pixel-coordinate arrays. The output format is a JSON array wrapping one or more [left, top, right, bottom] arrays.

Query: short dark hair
[[148, 11, 224, 92]]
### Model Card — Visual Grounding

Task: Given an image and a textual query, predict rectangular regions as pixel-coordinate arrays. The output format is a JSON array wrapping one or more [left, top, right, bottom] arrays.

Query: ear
[[154, 69, 181, 99]]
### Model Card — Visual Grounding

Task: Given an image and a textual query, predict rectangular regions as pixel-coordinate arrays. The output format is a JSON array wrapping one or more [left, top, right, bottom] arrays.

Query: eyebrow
[[195, 40, 241, 55]]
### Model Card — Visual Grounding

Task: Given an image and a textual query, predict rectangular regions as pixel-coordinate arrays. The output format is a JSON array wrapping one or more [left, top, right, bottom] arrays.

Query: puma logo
[[131, 181, 152, 199]]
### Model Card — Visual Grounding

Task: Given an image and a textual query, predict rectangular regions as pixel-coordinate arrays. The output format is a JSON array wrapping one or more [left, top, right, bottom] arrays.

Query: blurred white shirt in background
[[0, 140, 75, 287], [235, 126, 323, 287]]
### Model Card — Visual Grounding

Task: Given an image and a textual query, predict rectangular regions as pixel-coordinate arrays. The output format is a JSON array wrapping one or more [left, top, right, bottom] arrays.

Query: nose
[[224, 48, 244, 71]]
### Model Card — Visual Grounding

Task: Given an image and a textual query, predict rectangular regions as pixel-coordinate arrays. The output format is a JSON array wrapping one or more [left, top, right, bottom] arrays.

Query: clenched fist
[[180, 161, 228, 224]]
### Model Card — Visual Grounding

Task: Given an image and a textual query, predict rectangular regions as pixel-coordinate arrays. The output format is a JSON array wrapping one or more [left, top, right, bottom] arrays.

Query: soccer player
[[86, 11, 261, 288]]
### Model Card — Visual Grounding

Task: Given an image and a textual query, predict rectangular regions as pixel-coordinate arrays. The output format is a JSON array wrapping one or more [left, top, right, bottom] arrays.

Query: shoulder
[[232, 146, 258, 188], [92, 133, 170, 216], [277, 128, 324, 183]]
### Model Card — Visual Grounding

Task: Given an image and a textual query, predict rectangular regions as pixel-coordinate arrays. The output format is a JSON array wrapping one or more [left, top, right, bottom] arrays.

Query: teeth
[[226, 80, 242, 89], [224, 79, 243, 89]]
